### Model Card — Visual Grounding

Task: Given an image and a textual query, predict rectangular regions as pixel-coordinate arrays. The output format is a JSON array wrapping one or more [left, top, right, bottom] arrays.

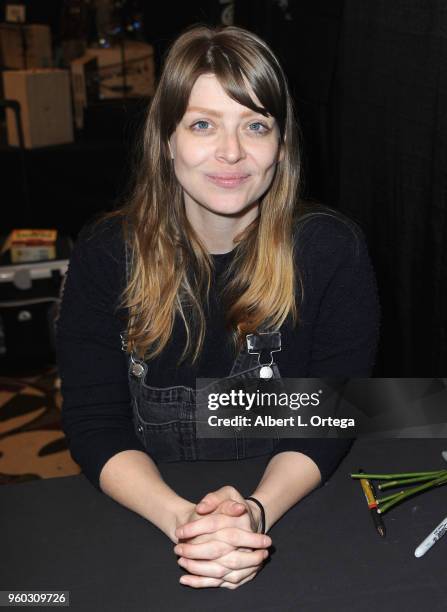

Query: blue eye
[[192, 120, 210, 131], [249, 122, 269, 134]]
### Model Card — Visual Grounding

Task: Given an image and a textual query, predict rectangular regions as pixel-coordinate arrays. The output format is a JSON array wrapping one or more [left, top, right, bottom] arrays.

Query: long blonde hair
[[102, 24, 304, 364]]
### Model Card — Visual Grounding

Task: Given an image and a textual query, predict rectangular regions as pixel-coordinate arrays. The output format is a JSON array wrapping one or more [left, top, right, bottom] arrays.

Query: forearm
[[248, 451, 322, 532], [99, 449, 194, 543]]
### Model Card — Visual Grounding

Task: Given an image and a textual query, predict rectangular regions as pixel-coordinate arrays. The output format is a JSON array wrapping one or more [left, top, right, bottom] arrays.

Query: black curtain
[[4, 1, 444, 375], [236, 0, 447, 376], [143, 1, 230, 78], [331, 1, 447, 375], [234, 0, 344, 203]]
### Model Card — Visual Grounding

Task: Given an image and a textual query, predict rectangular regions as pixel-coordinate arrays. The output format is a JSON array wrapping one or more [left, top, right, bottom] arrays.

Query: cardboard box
[[70, 42, 154, 129], [3, 69, 74, 148], [0, 23, 52, 69], [85, 42, 154, 98], [2, 229, 58, 263]]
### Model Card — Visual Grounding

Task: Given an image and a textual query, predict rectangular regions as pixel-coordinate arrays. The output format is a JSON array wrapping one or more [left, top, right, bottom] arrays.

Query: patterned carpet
[[0, 368, 80, 485]]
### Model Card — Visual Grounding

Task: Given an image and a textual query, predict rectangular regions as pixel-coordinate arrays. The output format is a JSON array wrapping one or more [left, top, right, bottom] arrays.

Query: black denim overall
[[122, 249, 282, 462]]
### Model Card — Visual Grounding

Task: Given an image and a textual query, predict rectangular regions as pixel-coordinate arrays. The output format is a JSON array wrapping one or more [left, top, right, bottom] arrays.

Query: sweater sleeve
[[56, 219, 146, 490], [271, 214, 380, 482], [304, 216, 380, 378]]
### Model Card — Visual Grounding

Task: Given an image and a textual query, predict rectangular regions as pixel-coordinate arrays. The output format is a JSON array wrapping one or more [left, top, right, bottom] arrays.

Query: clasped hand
[[174, 486, 272, 589]]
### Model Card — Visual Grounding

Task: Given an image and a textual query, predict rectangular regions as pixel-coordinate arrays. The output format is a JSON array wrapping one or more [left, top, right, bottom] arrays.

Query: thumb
[[195, 487, 245, 514], [217, 499, 248, 517], [196, 498, 246, 515], [195, 498, 218, 514]]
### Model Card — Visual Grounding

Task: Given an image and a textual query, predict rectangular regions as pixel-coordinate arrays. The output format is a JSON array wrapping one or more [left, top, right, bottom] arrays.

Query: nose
[[215, 129, 246, 164]]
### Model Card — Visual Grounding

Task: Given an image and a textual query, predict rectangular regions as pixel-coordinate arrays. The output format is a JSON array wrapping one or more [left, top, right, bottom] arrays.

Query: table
[[1, 440, 446, 611]]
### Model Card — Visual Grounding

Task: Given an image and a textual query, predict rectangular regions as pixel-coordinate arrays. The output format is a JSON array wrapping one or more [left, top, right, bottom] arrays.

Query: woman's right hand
[[176, 485, 262, 536], [173, 487, 271, 589], [174, 525, 270, 589]]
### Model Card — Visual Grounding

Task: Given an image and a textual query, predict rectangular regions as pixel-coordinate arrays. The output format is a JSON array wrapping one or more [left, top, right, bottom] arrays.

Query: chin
[[205, 200, 254, 216], [204, 192, 259, 213]]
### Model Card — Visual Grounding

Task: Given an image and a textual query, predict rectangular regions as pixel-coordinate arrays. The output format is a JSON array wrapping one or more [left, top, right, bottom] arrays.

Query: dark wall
[[2, 0, 446, 376], [233, 1, 447, 376]]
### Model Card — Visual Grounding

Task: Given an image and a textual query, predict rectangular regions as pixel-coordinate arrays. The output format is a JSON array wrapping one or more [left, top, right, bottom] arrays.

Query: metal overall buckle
[[246, 331, 281, 379], [120, 331, 145, 378]]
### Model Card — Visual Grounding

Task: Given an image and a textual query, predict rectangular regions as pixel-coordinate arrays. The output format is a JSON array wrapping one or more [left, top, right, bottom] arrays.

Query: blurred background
[[0, 1, 445, 482]]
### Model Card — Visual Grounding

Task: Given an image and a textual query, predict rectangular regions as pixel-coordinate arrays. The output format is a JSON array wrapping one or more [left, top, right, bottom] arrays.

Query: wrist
[[245, 497, 264, 534]]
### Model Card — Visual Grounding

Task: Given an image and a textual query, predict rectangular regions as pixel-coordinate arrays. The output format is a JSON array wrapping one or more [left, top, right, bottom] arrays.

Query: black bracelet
[[245, 496, 266, 534]]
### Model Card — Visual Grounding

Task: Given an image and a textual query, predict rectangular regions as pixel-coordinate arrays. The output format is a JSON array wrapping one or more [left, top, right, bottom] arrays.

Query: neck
[[184, 200, 259, 254]]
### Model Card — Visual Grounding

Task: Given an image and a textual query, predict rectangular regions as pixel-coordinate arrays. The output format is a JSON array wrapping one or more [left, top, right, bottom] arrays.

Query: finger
[[178, 520, 272, 550], [218, 566, 260, 585], [220, 571, 257, 590], [216, 499, 248, 516], [198, 527, 271, 550], [196, 486, 243, 513], [175, 541, 268, 568], [179, 574, 223, 588], [177, 556, 263, 580], [176, 513, 231, 539], [195, 500, 216, 514], [181, 533, 250, 549], [195, 491, 228, 514], [179, 530, 234, 548], [174, 539, 234, 560], [178, 557, 231, 579], [213, 548, 269, 571], [196, 499, 246, 516], [180, 532, 216, 545], [177, 514, 250, 540]]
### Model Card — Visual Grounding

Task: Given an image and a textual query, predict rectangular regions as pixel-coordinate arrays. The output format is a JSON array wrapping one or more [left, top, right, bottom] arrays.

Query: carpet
[[0, 367, 80, 485]]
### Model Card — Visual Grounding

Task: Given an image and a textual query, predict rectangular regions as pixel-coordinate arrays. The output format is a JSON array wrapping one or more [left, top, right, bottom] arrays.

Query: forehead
[[187, 73, 263, 113]]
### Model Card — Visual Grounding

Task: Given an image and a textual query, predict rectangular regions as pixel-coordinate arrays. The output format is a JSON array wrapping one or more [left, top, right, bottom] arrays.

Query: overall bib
[[125, 337, 283, 462], [122, 247, 283, 462]]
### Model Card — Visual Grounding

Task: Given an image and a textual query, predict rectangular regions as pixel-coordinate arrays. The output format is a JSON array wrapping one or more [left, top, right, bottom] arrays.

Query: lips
[[206, 174, 250, 188]]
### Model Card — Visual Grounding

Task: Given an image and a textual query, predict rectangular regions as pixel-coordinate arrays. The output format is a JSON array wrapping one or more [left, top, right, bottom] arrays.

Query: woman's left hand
[[176, 485, 262, 536], [174, 486, 270, 589], [176, 540, 269, 589]]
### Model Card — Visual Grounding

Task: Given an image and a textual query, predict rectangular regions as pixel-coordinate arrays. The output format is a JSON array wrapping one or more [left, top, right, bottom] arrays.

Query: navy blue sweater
[[56, 212, 380, 490]]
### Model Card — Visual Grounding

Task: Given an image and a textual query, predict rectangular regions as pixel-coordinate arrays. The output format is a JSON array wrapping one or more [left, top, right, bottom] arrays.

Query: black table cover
[[1, 440, 446, 611]]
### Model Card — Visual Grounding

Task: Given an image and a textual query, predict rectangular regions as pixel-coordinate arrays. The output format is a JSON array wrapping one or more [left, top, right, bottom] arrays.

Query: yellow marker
[[358, 469, 386, 537]]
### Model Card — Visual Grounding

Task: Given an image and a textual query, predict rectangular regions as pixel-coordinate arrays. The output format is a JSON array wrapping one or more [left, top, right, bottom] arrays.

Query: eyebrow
[[185, 106, 269, 119]]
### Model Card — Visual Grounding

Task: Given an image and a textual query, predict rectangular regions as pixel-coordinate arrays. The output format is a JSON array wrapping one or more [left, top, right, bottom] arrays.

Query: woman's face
[[169, 73, 283, 218]]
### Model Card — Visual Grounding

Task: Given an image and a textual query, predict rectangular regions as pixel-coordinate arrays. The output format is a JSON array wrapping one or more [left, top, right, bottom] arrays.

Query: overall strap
[[120, 233, 131, 353], [121, 237, 146, 377]]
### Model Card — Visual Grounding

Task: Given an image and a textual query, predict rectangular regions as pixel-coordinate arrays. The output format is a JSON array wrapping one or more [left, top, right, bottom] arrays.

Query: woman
[[56, 25, 380, 589]]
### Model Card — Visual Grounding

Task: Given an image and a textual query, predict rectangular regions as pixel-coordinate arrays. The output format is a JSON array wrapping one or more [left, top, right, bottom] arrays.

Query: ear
[[168, 136, 175, 160], [277, 141, 285, 163]]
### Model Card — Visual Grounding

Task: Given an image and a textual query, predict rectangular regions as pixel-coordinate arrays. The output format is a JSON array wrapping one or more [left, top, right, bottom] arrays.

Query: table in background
[[1, 440, 446, 612]]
